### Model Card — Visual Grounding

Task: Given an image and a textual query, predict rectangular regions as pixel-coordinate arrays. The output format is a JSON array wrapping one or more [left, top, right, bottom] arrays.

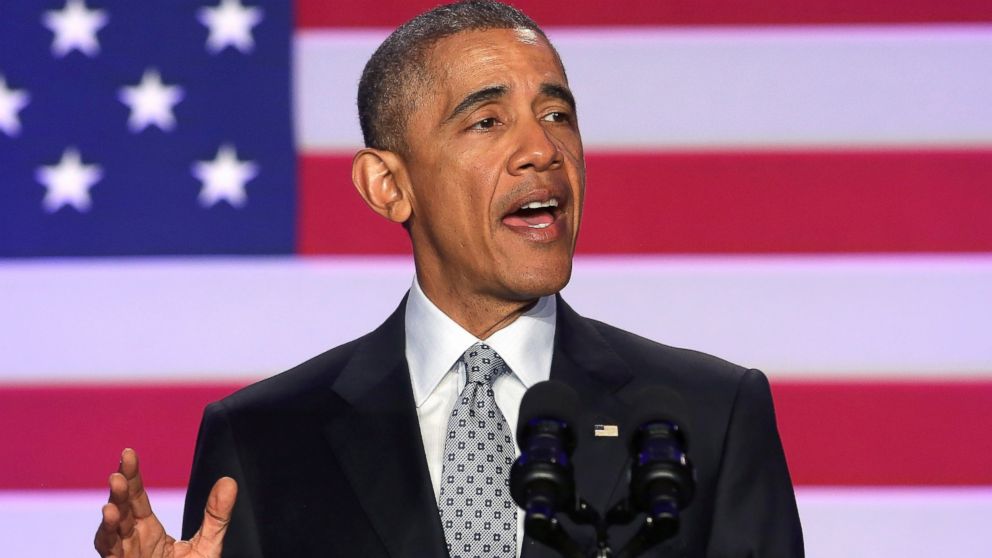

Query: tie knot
[[461, 342, 508, 385]]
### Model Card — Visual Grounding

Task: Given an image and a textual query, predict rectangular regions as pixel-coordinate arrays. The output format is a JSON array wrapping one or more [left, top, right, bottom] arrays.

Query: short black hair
[[357, 0, 554, 154]]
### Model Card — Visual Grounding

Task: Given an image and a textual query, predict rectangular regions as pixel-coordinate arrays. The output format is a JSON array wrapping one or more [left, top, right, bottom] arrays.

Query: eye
[[542, 111, 571, 124], [470, 117, 500, 130]]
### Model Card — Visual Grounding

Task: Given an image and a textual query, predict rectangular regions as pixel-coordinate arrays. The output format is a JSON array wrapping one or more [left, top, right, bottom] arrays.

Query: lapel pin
[[594, 424, 619, 437]]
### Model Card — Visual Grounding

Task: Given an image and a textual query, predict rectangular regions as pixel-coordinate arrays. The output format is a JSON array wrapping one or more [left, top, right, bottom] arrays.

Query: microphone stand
[[604, 499, 680, 558], [522, 496, 681, 558], [521, 497, 599, 558]]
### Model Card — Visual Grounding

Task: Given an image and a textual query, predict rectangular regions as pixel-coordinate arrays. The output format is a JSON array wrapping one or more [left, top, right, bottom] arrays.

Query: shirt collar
[[405, 277, 557, 407]]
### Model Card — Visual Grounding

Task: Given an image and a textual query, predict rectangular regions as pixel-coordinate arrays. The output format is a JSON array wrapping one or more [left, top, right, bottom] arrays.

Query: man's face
[[402, 28, 585, 305]]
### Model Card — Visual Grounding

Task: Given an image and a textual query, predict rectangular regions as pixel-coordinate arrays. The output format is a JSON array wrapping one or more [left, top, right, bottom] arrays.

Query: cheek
[[445, 157, 502, 219], [456, 147, 502, 184], [566, 155, 586, 199]]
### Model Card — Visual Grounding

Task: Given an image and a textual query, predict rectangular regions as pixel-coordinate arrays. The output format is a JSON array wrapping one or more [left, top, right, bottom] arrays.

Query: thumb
[[191, 477, 238, 555]]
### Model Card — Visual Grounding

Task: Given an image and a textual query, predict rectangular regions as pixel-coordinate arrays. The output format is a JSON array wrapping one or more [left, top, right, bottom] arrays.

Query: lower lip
[[501, 212, 567, 243]]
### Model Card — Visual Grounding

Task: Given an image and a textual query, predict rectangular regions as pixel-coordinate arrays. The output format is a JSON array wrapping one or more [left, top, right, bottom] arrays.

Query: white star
[[36, 147, 103, 213], [197, 0, 264, 54], [0, 75, 30, 137], [118, 69, 185, 133], [192, 144, 258, 208], [42, 0, 108, 58]]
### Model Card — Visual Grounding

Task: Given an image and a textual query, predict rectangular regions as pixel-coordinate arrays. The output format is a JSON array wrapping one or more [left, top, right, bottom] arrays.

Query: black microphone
[[510, 380, 581, 525], [626, 387, 695, 538]]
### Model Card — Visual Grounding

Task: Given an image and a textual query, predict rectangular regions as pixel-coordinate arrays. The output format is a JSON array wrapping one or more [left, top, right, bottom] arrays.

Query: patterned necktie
[[439, 342, 517, 558]]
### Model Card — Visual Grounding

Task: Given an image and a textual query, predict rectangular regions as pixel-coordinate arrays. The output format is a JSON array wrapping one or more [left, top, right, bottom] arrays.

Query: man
[[95, 2, 803, 557]]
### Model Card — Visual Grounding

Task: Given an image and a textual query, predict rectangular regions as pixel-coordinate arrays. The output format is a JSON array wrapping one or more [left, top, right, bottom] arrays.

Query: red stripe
[[298, 150, 992, 255], [297, 154, 411, 255], [2, 380, 990, 489], [773, 381, 992, 486], [295, 0, 992, 28], [0, 384, 242, 490]]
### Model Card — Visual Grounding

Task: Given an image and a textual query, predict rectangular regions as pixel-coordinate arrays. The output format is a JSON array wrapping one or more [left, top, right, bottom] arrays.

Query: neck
[[416, 273, 539, 339]]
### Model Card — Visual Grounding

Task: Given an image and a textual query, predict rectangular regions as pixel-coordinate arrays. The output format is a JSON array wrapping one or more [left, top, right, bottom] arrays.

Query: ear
[[351, 148, 412, 224]]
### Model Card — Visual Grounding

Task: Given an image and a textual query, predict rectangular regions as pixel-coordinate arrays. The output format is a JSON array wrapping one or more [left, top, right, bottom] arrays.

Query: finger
[[119, 448, 154, 519], [94, 502, 123, 557], [108, 472, 136, 538], [193, 477, 238, 552]]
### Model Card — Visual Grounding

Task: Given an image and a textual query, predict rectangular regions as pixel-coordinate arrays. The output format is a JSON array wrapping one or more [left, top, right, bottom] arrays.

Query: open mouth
[[501, 198, 560, 229]]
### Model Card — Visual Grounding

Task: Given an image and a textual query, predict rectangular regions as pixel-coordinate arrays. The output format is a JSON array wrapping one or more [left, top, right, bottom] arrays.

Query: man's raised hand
[[95, 448, 237, 558]]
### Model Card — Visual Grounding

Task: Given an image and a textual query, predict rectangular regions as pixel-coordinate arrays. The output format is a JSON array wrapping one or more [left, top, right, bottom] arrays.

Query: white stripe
[[295, 25, 992, 150], [796, 487, 992, 558], [565, 255, 992, 378], [2, 255, 990, 382], [4, 487, 990, 556], [0, 489, 185, 556]]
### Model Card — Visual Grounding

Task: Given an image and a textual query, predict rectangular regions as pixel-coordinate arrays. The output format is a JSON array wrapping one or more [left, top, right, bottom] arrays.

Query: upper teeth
[[520, 198, 559, 210]]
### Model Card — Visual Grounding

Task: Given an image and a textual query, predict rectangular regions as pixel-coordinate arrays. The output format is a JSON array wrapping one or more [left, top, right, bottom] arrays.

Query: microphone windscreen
[[627, 386, 691, 445], [517, 380, 580, 439]]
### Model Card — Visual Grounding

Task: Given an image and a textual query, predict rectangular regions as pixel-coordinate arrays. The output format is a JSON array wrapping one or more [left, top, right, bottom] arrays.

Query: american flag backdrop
[[1, 1, 991, 555]]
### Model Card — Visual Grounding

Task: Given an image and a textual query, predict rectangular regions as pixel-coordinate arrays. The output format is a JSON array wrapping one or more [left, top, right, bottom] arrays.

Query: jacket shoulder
[[586, 316, 752, 388], [216, 330, 370, 413], [216, 297, 407, 412]]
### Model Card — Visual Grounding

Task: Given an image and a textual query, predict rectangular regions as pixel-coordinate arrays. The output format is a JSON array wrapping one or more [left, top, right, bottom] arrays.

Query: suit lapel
[[528, 298, 694, 558], [522, 298, 636, 558], [321, 299, 448, 558], [551, 297, 635, 511]]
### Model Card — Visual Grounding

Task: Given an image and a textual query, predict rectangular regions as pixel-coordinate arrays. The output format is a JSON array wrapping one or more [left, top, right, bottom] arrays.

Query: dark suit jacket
[[182, 296, 803, 557]]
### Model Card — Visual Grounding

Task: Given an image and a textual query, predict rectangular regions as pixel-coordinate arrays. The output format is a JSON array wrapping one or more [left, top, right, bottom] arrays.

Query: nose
[[508, 118, 563, 175]]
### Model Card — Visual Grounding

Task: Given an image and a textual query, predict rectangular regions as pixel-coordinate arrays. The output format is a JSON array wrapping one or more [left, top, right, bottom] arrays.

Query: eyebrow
[[540, 82, 576, 113], [443, 82, 577, 125], [444, 85, 508, 123]]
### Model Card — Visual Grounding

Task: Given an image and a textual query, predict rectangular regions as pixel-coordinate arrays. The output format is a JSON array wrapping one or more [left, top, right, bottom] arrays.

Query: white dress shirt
[[405, 277, 556, 554]]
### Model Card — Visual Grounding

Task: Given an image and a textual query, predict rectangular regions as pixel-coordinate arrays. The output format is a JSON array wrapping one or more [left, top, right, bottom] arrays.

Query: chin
[[501, 258, 572, 300]]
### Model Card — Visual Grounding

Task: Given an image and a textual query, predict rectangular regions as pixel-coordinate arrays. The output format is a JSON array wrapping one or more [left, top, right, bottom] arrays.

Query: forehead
[[424, 28, 566, 98]]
